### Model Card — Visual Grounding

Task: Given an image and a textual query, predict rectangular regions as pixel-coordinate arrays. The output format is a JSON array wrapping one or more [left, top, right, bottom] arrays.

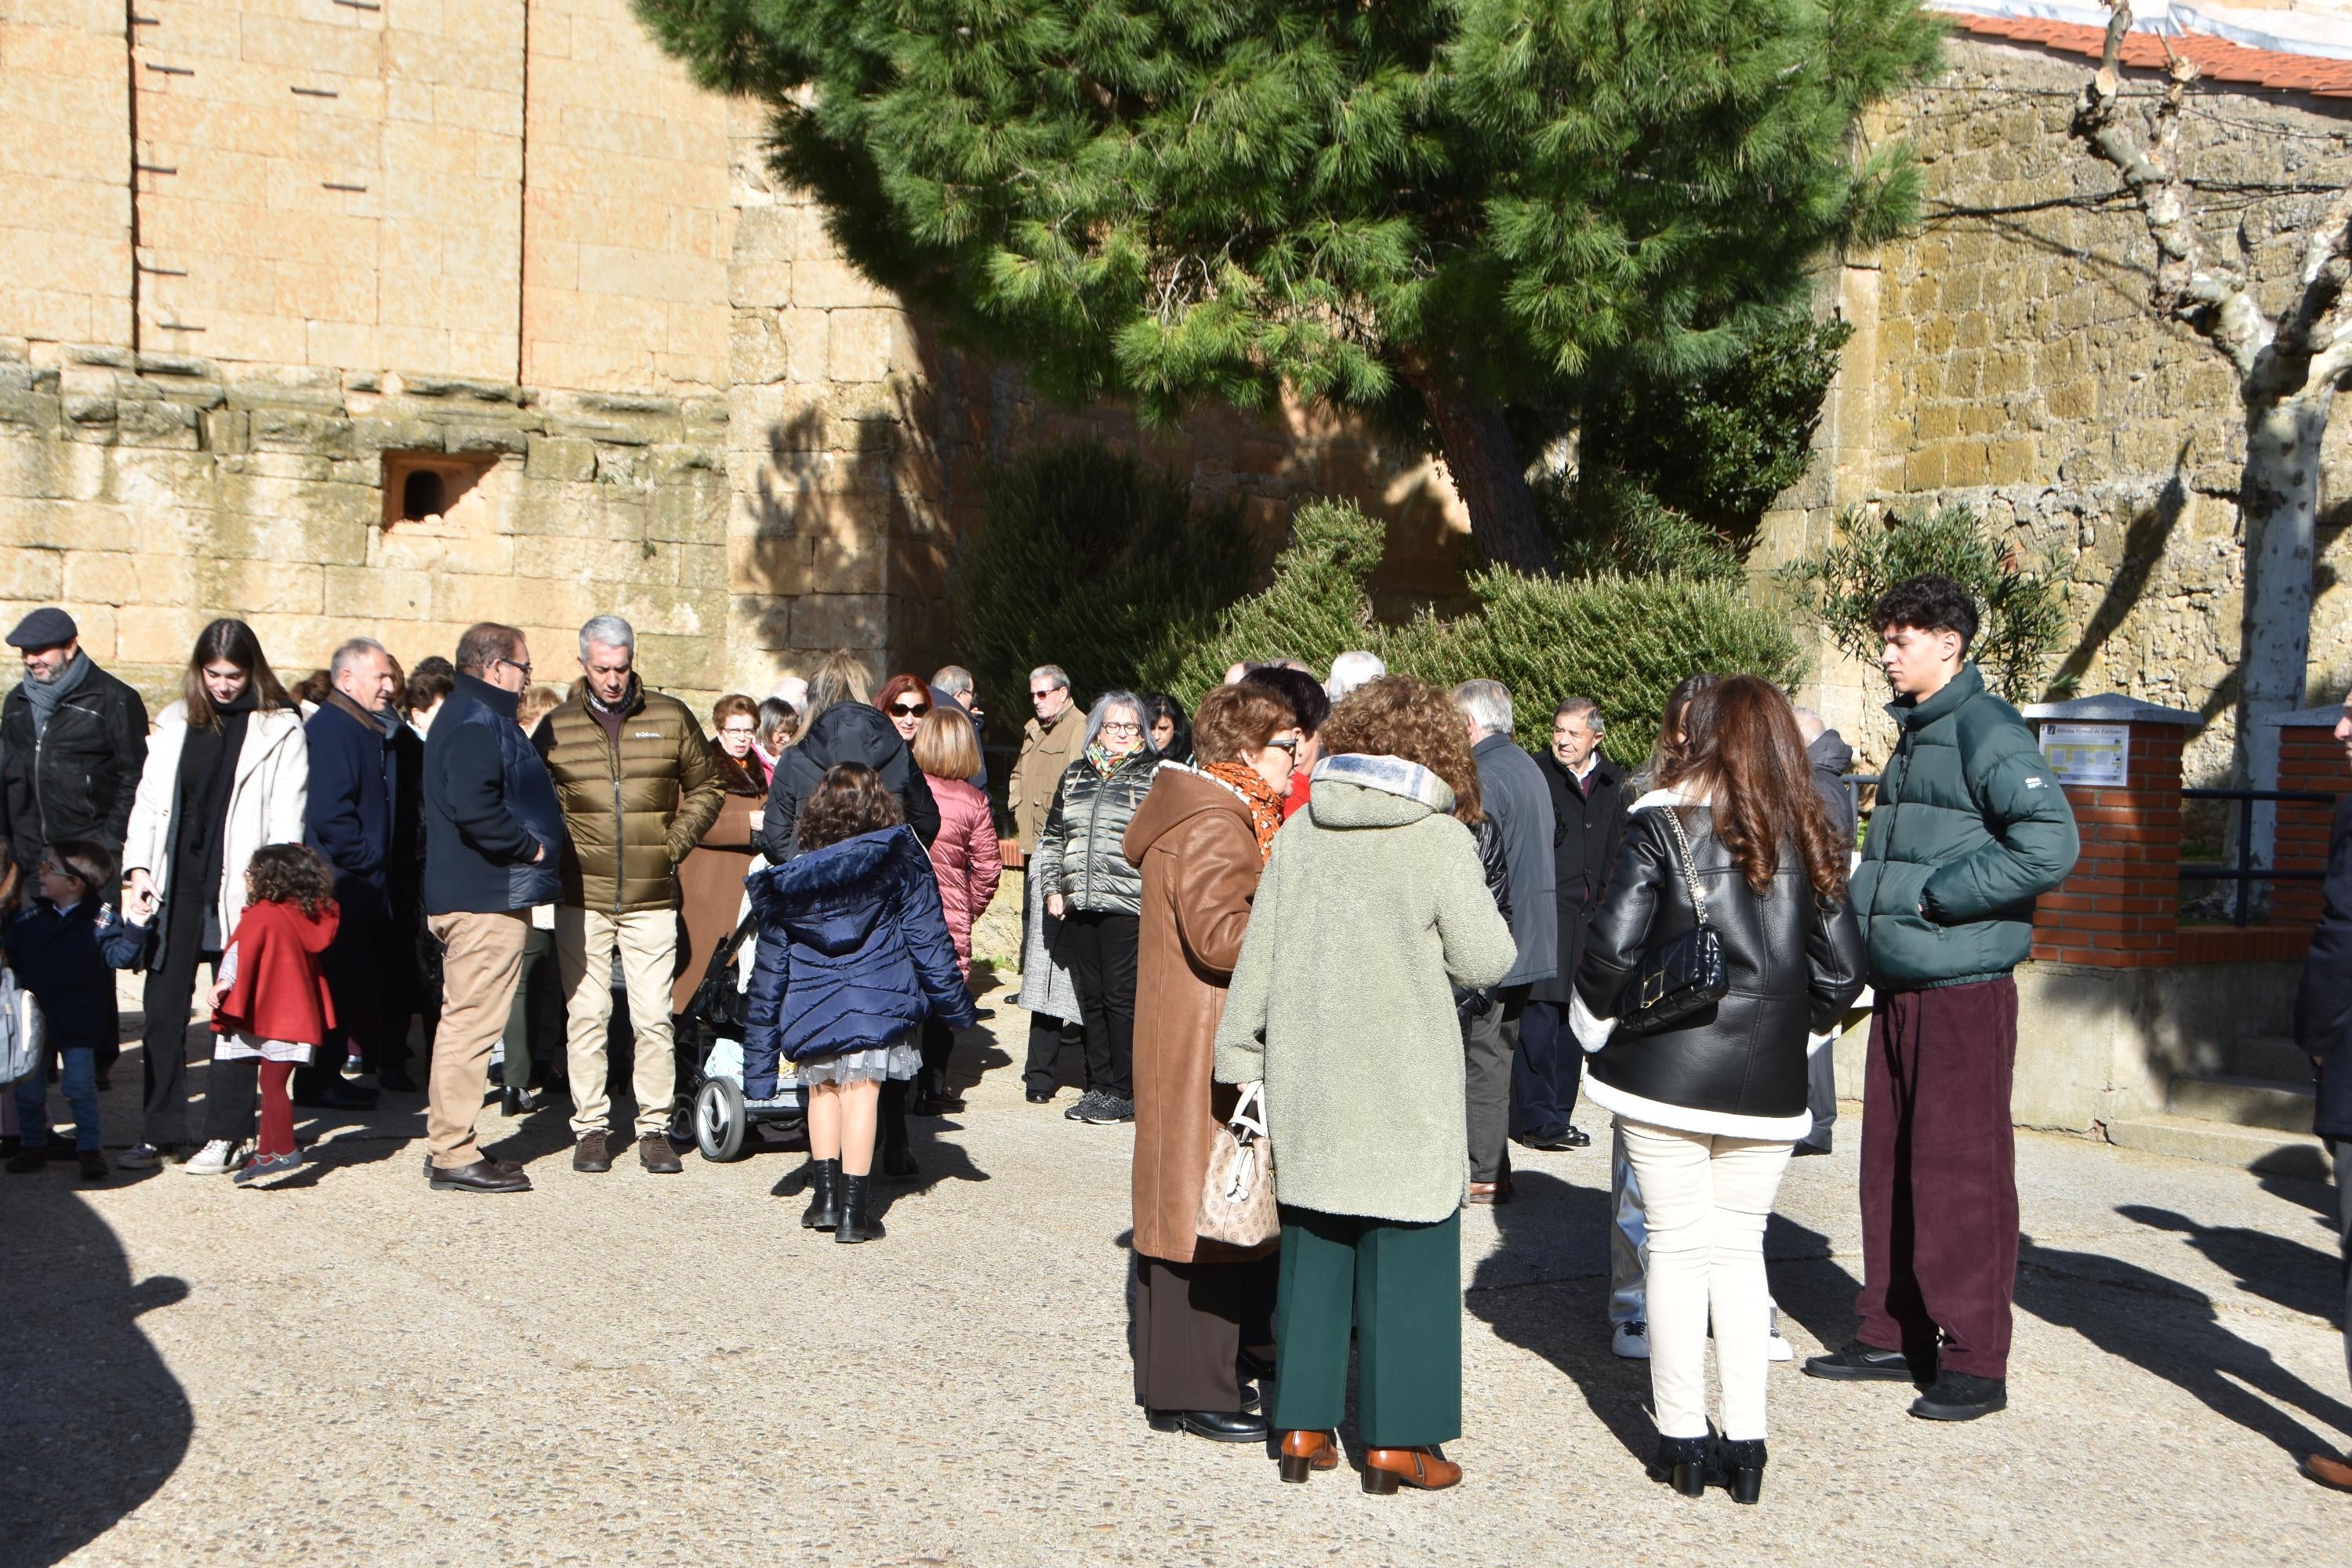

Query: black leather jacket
[[1457, 815, 1514, 1019], [1, 658, 148, 873], [1577, 802, 1864, 1124]]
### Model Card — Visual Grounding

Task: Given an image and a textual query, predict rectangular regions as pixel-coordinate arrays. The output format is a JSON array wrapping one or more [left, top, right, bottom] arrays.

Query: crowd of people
[[13, 566, 2227, 1499]]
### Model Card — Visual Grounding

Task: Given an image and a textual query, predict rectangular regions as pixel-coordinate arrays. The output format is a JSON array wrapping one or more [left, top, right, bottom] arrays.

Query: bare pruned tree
[[2071, 0, 2352, 837]]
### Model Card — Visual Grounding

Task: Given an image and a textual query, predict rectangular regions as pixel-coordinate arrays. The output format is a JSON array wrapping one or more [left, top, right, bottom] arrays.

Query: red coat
[[212, 898, 341, 1045]]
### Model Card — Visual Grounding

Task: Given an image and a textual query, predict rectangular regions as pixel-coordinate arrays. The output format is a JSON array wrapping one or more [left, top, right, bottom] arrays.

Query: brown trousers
[[426, 910, 528, 1170], [1133, 1253, 1276, 1413]]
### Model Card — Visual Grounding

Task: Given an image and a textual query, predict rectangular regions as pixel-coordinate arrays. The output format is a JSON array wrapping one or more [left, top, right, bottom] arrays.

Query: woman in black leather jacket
[[1572, 676, 1864, 1504]]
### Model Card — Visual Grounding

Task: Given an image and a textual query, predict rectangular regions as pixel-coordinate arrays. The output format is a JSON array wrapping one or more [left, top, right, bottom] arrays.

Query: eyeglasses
[[719, 724, 757, 738], [1100, 720, 1142, 735], [494, 655, 533, 679], [1266, 736, 1300, 755], [888, 701, 928, 717]]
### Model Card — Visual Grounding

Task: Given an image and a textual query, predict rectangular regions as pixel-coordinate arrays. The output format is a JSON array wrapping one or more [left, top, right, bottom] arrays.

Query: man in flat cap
[[2, 608, 148, 891]]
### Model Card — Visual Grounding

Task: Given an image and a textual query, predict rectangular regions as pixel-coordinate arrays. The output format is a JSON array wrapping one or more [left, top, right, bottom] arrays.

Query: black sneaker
[[1802, 1339, 1926, 1382], [1063, 1090, 1105, 1122], [1910, 1370, 2005, 1421], [1080, 1094, 1134, 1125]]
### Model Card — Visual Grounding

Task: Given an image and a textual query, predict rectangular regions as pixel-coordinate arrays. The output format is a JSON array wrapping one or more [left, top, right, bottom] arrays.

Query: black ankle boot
[[1646, 1433, 1714, 1497], [1713, 1437, 1766, 1503], [835, 1174, 885, 1243], [800, 1159, 840, 1230]]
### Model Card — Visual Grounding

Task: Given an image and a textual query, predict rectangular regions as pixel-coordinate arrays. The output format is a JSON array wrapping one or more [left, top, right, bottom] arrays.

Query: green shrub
[[1137, 499, 1388, 698], [1544, 471, 1745, 583], [949, 441, 1259, 710], [1780, 503, 2071, 702]]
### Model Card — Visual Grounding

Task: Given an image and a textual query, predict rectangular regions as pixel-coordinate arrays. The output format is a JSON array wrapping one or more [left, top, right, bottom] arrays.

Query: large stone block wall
[[1766, 38, 2352, 784]]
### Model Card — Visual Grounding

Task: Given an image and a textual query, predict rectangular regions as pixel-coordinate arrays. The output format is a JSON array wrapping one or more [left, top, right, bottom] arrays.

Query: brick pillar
[[2023, 699, 2198, 969], [2272, 710, 2346, 928]]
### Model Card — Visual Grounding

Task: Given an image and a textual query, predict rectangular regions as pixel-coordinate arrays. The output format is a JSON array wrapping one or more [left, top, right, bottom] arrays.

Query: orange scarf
[[1205, 760, 1283, 864]]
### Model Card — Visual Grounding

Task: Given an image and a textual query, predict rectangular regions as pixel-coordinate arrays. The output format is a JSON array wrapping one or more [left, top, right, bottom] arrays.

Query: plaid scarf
[[1205, 760, 1284, 864]]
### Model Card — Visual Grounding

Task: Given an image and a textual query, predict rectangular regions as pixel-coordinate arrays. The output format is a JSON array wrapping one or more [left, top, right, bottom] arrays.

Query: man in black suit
[[2295, 688, 2352, 1492], [1518, 696, 1629, 1152]]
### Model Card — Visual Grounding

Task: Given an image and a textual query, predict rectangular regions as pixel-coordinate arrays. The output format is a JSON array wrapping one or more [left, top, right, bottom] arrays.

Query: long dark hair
[[1668, 675, 1848, 905], [797, 763, 905, 852], [182, 619, 292, 729]]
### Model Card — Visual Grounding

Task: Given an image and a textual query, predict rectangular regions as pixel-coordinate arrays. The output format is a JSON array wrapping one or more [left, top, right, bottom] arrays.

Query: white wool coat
[[123, 702, 310, 944]]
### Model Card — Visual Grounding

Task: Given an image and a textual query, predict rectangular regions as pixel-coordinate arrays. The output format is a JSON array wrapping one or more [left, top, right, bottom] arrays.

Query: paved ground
[[5, 985, 2348, 1567]]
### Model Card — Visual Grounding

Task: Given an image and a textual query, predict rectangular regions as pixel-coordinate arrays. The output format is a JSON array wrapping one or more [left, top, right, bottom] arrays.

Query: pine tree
[[639, 0, 1941, 571]]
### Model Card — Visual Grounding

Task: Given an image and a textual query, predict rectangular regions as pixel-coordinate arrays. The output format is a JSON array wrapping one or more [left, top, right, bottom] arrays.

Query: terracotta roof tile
[[1937, 6, 2352, 98]]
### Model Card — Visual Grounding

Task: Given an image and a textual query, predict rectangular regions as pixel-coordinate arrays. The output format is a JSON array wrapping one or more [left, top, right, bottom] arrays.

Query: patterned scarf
[[1205, 760, 1284, 864]]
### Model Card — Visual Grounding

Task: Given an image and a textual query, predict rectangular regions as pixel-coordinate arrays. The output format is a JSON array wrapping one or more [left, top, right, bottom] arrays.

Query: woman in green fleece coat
[[1214, 676, 1517, 1494]]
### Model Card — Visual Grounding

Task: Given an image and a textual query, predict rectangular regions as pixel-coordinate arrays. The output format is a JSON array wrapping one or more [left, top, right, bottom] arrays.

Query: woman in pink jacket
[[909, 706, 1002, 1116]]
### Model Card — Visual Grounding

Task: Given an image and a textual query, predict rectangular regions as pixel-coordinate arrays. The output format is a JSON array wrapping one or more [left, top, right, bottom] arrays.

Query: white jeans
[[1616, 1118, 1793, 1441]]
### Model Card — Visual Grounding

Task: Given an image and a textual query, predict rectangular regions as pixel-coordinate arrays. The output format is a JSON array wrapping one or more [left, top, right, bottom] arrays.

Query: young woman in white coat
[[118, 619, 315, 1172]]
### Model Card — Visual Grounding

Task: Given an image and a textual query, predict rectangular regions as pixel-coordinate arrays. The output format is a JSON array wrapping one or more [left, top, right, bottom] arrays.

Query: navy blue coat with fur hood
[[741, 824, 976, 1098]]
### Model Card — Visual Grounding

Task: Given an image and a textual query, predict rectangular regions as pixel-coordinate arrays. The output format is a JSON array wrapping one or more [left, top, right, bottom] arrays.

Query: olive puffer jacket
[[1030, 746, 1160, 916], [1849, 662, 2079, 990], [532, 677, 725, 914]]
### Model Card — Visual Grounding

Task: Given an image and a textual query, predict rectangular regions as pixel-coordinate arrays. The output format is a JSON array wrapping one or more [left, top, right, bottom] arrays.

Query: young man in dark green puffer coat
[[1802, 574, 2078, 1423]]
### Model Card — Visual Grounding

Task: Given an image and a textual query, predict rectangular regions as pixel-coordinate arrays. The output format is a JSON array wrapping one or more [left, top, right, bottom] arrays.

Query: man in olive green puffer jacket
[[532, 615, 724, 1174], [1802, 575, 2078, 1425]]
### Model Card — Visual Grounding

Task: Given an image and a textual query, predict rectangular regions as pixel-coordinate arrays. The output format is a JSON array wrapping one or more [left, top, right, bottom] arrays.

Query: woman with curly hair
[[207, 844, 341, 1187], [742, 764, 975, 1243], [1214, 676, 1516, 1494]]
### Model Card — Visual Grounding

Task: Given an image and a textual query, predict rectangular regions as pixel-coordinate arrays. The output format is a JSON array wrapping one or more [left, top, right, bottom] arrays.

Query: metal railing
[[2180, 787, 2338, 927]]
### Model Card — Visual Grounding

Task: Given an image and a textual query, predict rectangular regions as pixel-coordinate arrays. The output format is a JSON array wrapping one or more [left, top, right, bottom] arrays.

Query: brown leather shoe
[[572, 1131, 612, 1173], [638, 1132, 683, 1174], [2307, 1452, 2352, 1492], [426, 1158, 531, 1194], [1361, 1446, 1462, 1494], [1279, 1429, 1341, 1483], [1467, 1176, 1513, 1206]]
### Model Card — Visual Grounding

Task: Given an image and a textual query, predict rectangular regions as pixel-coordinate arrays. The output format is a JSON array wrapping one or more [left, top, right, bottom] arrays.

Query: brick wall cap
[[2265, 704, 2352, 730], [2022, 695, 2201, 727]]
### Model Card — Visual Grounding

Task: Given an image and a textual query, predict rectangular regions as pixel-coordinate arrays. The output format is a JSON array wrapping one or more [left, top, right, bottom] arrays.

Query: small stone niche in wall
[[381, 452, 500, 536]]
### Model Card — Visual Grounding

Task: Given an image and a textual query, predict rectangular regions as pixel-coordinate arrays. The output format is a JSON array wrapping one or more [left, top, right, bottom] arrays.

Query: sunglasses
[[888, 701, 929, 717], [1267, 735, 1300, 754], [1029, 689, 1058, 701]]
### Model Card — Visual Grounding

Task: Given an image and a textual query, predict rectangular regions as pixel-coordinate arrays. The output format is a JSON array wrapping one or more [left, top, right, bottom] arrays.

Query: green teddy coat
[[1214, 754, 1518, 1225], [1849, 662, 2080, 991]]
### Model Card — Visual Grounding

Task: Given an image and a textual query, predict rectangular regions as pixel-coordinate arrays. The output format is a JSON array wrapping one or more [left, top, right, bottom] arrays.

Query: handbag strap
[[1656, 804, 1710, 927], [1229, 1080, 1268, 1145]]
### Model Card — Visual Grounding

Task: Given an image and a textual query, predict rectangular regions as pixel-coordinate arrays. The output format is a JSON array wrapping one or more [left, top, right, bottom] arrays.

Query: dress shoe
[[1711, 1436, 1767, 1503], [1147, 1408, 1267, 1443], [78, 1149, 108, 1181], [1361, 1446, 1461, 1494], [1239, 1347, 1276, 1383], [1025, 1089, 1056, 1104], [427, 1157, 531, 1193], [1514, 1124, 1590, 1152], [1791, 1139, 1831, 1156], [800, 1158, 840, 1229], [835, 1173, 884, 1243], [572, 1131, 613, 1174], [1909, 1370, 2005, 1421], [294, 1080, 378, 1111], [1279, 1429, 1340, 1483], [1646, 1432, 1713, 1497], [638, 1132, 683, 1174], [1466, 1175, 1513, 1205], [502, 1086, 543, 1116], [2305, 1451, 2352, 1492], [1802, 1339, 1925, 1382]]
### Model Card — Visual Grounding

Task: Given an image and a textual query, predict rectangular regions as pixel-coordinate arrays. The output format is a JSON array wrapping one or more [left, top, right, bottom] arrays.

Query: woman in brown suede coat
[[1122, 682, 1301, 1443]]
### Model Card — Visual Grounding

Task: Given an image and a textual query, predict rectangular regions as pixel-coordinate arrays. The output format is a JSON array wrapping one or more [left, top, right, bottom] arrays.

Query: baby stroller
[[676, 913, 805, 1161]]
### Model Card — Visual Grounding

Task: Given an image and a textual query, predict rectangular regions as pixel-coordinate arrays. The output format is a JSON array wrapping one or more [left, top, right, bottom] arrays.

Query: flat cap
[[5, 607, 78, 649]]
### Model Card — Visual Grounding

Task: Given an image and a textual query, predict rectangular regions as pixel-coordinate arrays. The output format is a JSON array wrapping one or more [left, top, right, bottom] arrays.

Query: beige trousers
[[556, 906, 681, 1138], [426, 910, 529, 1170]]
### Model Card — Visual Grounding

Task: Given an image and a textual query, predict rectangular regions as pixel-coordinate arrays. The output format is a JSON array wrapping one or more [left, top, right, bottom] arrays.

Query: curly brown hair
[[797, 763, 906, 851], [1668, 675, 1849, 906], [244, 842, 335, 919], [1319, 675, 1483, 824], [1191, 684, 1294, 768]]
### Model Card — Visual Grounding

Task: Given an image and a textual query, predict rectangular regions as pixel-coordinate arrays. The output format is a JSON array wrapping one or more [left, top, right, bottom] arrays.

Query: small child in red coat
[[208, 844, 340, 1188]]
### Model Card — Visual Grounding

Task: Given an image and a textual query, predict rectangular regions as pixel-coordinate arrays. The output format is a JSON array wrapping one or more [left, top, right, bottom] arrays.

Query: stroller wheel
[[695, 1077, 748, 1163]]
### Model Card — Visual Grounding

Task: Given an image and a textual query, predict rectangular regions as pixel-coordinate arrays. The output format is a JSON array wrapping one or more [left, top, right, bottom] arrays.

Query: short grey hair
[[1326, 650, 1386, 702], [1083, 690, 1145, 750], [932, 665, 974, 698], [579, 614, 635, 659], [329, 637, 390, 680], [1454, 679, 1513, 738], [1553, 695, 1604, 734], [1029, 664, 1069, 692]]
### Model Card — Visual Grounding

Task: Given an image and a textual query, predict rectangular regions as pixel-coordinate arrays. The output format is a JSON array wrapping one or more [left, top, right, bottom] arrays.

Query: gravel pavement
[[4, 993, 2347, 1567]]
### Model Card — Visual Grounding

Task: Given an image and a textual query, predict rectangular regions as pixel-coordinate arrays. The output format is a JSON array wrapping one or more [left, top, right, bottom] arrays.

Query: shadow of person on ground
[[2118, 1204, 2343, 1324], [2017, 1231, 2352, 1457], [0, 1189, 192, 1566]]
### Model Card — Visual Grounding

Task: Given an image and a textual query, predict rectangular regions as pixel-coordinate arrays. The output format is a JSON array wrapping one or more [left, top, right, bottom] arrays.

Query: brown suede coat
[[1123, 765, 1276, 1265]]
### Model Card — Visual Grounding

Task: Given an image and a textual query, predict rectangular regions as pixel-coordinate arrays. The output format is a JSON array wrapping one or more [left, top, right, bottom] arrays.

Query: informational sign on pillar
[[2039, 722, 2129, 788]]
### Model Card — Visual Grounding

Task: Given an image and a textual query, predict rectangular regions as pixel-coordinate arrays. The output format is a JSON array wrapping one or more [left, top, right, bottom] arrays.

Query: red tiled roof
[[1937, 7, 2352, 96]]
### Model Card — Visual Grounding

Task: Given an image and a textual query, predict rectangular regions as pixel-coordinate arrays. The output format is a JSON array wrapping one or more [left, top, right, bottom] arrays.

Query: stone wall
[[1765, 38, 2352, 786]]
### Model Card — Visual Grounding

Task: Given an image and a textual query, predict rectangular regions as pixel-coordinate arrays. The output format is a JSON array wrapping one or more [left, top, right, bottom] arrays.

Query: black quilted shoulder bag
[[1621, 805, 1730, 1036]]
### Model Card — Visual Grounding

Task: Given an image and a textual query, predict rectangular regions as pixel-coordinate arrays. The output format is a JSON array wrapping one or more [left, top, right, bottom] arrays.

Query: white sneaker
[[183, 1138, 244, 1176], [1613, 1320, 1650, 1360], [117, 1142, 165, 1171], [1766, 1327, 1795, 1363]]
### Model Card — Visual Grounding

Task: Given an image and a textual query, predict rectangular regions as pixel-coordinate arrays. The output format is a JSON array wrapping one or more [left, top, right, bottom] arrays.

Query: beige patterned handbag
[[1196, 1081, 1279, 1247]]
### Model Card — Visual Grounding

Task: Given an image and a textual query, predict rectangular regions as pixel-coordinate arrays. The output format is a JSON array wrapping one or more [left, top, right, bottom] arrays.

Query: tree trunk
[[2240, 389, 2330, 881], [1405, 371, 1555, 575]]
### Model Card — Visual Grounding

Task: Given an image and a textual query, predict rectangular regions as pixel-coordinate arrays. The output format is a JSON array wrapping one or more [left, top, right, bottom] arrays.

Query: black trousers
[[1060, 911, 1139, 1101], [299, 901, 386, 1101], [1024, 1016, 1067, 1096], [204, 1056, 261, 1142], [139, 889, 216, 1149], [1134, 1253, 1278, 1413], [1511, 999, 1584, 1140]]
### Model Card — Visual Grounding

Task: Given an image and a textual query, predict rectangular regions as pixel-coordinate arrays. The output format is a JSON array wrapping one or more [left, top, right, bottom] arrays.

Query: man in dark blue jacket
[[2295, 688, 2352, 1492], [419, 622, 564, 1194], [303, 637, 412, 1096]]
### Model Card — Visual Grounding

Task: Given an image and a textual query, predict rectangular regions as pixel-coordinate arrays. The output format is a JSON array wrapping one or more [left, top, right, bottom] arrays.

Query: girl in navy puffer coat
[[743, 763, 974, 1243]]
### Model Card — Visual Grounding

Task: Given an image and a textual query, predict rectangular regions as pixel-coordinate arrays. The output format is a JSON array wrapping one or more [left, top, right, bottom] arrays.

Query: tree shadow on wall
[[0, 1189, 192, 1565], [2045, 445, 2188, 702]]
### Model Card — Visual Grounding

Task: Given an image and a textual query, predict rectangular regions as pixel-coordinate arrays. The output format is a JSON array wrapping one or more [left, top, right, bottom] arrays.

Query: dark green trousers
[[1272, 1205, 1462, 1447]]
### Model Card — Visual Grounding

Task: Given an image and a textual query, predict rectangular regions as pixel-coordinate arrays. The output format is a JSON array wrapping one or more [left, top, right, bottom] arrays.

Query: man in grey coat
[[1455, 681, 1556, 1203]]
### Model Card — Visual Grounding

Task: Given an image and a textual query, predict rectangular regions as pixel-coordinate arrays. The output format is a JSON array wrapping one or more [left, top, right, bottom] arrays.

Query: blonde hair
[[912, 706, 981, 781], [801, 649, 873, 729], [517, 684, 563, 731]]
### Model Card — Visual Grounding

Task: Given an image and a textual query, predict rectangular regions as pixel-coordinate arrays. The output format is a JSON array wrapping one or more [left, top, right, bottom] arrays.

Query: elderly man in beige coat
[[1010, 663, 1087, 1102]]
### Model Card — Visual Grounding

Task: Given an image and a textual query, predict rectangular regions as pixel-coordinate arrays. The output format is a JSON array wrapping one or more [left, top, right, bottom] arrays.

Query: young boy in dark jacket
[[6, 839, 150, 1179]]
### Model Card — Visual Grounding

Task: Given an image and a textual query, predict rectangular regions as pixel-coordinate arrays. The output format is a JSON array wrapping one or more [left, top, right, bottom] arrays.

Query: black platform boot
[[1646, 1433, 1714, 1498], [800, 1158, 840, 1230], [1713, 1437, 1767, 1503], [835, 1174, 885, 1243]]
